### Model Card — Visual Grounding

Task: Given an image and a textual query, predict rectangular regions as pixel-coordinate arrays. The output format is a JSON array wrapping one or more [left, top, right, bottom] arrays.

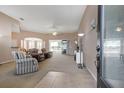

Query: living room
[[1, 0, 124, 92], [0, 5, 97, 88]]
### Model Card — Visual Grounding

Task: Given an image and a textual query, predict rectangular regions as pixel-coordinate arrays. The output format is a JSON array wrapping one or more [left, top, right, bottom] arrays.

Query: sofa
[[41, 48, 53, 58], [28, 48, 45, 62]]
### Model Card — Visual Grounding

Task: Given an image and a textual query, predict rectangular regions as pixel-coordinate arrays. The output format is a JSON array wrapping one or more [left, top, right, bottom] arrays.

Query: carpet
[[0, 52, 96, 88]]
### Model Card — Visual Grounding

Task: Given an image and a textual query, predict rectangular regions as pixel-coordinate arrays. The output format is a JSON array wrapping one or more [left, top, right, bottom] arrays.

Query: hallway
[[0, 52, 96, 88]]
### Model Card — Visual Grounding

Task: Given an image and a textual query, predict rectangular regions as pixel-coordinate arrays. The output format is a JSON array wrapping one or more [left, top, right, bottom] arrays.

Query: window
[[49, 40, 62, 51], [37, 41, 42, 50], [21, 37, 43, 50], [21, 40, 24, 48], [28, 40, 35, 49], [24, 40, 27, 49]]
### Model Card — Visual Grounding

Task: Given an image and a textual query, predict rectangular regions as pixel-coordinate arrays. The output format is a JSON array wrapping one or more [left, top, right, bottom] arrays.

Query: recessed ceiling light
[[116, 26, 122, 32], [19, 18, 24, 21], [78, 33, 84, 36]]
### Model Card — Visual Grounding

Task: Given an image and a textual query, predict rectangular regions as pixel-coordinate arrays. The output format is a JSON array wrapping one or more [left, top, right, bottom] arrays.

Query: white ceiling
[[0, 5, 86, 33]]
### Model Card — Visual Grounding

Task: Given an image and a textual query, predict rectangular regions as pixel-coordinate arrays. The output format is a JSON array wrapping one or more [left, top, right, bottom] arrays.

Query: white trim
[[0, 60, 14, 65], [86, 66, 97, 81]]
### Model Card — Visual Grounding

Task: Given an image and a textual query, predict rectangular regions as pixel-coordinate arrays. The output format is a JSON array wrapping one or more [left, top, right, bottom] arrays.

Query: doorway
[[49, 40, 69, 54], [49, 40, 62, 53]]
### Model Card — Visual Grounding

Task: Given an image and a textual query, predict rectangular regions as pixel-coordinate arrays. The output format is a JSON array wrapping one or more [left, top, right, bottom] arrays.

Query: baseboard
[[86, 66, 97, 81], [0, 60, 14, 65]]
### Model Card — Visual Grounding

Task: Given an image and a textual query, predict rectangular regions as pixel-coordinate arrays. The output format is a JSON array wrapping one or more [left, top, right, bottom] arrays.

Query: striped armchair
[[12, 51, 39, 75]]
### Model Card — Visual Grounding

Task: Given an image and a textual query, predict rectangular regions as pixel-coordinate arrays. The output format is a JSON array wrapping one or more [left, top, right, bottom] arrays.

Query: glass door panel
[[102, 5, 124, 87]]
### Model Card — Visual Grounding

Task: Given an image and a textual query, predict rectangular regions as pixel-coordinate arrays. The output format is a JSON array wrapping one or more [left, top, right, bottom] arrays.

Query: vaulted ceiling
[[0, 5, 86, 33]]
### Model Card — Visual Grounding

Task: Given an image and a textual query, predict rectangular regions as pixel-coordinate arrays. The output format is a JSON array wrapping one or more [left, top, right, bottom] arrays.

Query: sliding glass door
[[97, 5, 124, 88]]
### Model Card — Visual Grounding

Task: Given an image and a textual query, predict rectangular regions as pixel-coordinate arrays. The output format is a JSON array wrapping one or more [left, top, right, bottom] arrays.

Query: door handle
[[96, 45, 100, 52], [94, 56, 100, 68]]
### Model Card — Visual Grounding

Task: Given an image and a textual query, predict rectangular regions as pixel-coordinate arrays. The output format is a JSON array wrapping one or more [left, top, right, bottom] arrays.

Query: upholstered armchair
[[12, 51, 39, 75]]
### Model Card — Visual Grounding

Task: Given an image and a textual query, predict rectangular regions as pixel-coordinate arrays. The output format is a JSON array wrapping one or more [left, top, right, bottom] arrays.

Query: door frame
[[97, 5, 112, 88]]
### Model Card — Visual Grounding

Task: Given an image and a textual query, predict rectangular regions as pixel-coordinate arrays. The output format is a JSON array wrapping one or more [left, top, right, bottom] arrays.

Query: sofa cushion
[[28, 48, 38, 54]]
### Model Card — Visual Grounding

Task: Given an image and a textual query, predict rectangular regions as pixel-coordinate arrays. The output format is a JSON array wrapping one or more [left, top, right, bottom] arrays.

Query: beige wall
[[0, 12, 20, 63], [12, 31, 77, 55], [78, 5, 98, 80]]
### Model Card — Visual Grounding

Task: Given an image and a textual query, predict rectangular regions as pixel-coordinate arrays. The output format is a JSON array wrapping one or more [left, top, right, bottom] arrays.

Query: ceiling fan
[[50, 23, 58, 36]]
